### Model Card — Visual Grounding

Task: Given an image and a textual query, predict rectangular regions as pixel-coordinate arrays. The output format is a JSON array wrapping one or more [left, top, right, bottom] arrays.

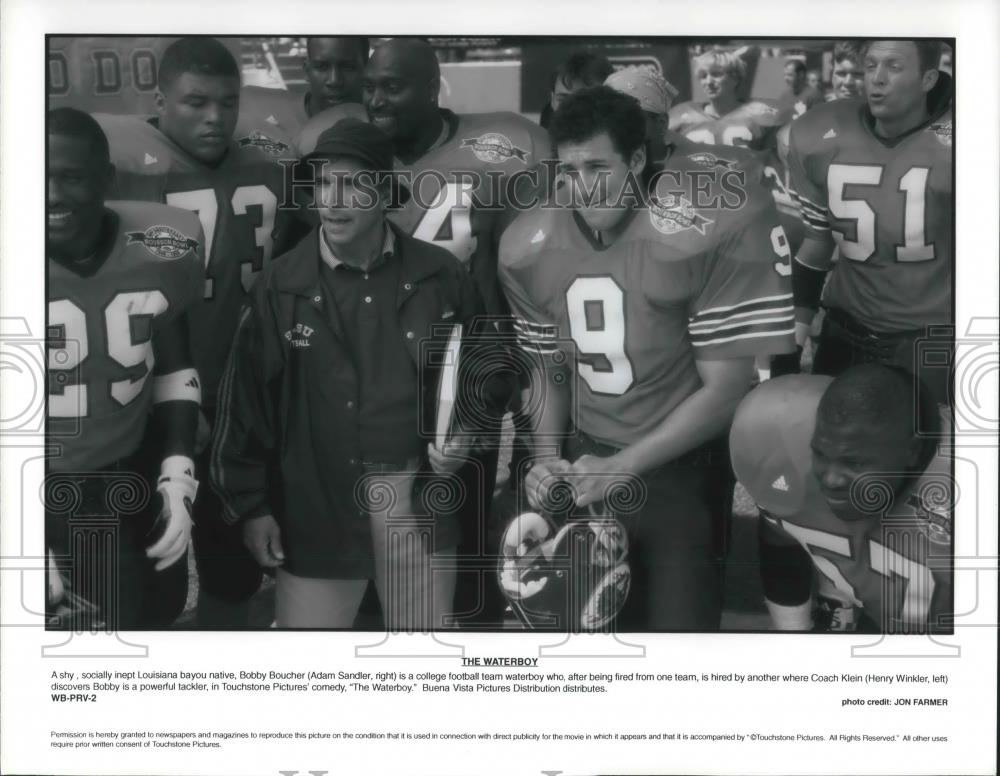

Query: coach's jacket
[[210, 222, 505, 579]]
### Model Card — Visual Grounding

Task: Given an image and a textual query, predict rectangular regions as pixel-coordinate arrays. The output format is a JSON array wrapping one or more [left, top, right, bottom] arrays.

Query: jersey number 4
[[166, 185, 278, 299], [411, 182, 478, 264], [48, 292, 168, 418], [827, 164, 935, 263]]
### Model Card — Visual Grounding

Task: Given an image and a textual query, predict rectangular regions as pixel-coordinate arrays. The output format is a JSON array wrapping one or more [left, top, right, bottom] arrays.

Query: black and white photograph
[[1, 1, 997, 775]]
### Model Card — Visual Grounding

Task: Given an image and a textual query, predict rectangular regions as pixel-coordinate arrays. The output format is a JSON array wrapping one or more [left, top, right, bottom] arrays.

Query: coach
[[210, 120, 491, 630]]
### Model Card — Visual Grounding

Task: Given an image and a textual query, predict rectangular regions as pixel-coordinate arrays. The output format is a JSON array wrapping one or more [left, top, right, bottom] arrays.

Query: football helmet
[[497, 511, 630, 631]]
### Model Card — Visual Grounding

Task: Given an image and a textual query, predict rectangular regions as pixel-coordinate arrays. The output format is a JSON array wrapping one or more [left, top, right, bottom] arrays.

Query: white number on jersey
[[826, 163, 936, 263], [685, 124, 754, 147], [770, 225, 792, 277], [565, 276, 635, 396], [167, 184, 278, 299], [412, 181, 478, 264], [48, 291, 170, 418]]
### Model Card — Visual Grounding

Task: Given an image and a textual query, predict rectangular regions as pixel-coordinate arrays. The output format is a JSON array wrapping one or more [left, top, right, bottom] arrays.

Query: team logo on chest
[[649, 194, 714, 236], [284, 322, 315, 348], [125, 225, 199, 260], [237, 130, 291, 156], [687, 151, 737, 170], [928, 120, 952, 147], [460, 132, 528, 164]]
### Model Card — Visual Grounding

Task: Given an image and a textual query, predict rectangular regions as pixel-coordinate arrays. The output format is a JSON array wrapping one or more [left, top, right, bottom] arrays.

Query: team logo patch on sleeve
[[687, 151, 738, 170], [928, 121, 952, 147], [125, 226, 199, 260], [237, 130, 291, 156], [649, 194, 714, 235], [460, 133, 528, 164]]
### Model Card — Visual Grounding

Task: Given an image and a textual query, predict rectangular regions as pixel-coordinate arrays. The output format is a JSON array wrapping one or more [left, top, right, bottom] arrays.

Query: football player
[[730, 365, 952, 633], [830, 41, 865, 101], [539, 50, 615, 130], [669, 49, 802, 261], [94, 37, 297, 627], [362, 38, 554, 624], [781, 58, 823, 118], [239, 37, 369, 146], [498, 86, 795, 630], [785, 39, 952, 403], [47, 108, 202, 629]]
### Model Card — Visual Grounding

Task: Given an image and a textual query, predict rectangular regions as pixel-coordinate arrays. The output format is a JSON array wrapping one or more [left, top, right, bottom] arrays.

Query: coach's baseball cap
[[301, 118, 395, 172], [604, 68, 679, 116]]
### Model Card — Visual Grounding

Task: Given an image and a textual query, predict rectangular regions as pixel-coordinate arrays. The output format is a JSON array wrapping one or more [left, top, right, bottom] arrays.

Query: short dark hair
[[860, 39, 944, 73], [818, 363, 940, 463], [549, 85, 646, 162], [158, 37, 240, 91], [554, 50, 614, 90], [306, 36, 370, 63], [785, 59, 807, 75], [48, 107, 110, 164], [833, 40, 863, 65]]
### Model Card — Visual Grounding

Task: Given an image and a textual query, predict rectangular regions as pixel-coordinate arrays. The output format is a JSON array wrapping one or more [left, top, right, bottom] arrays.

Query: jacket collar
[[273, 221, 447, 298]]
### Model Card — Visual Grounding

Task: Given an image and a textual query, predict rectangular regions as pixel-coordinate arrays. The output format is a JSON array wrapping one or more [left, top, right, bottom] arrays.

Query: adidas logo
[[185, 376, 200, 389], [771, 475, 789, 492], [530, 229, 545, 244], [266, 114, 278, 125], [823, 129, 837, 140], [144, 153, 158, 165]]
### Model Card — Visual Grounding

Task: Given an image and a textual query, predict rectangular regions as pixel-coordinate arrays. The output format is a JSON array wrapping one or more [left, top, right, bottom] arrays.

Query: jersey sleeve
[[497, 231, 560, 362], [687, 204, 796, 359], [786, 121, 832, 239]]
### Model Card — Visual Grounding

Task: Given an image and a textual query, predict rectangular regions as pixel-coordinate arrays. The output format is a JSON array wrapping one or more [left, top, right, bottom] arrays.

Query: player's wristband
[[153, 368, 202, 405], [791, 259, 826, 312], [157, 455, 199, 501]]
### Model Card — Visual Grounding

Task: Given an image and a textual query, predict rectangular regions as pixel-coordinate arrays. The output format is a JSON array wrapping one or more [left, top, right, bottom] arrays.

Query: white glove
[[146, 455, 198, 571]]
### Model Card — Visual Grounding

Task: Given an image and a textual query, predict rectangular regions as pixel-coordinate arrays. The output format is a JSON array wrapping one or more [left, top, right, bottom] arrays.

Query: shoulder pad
[[729, 375, 832, 516]]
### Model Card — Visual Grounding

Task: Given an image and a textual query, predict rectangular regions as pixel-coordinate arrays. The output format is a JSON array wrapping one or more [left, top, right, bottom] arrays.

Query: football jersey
[[498, 150, 795, 449], [669, 99, 802, 253], [48, 201, 203, 472], [294, 102, 368, 156], [730, 375, 953, 632], [95, 113, 295, 404], [786, 98, 953, 332], [297, 107, 552, 315], [236, 85, 310, 151]]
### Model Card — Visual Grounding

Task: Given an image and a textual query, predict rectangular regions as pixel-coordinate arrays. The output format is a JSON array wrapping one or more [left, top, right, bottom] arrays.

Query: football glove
[[146, 455, 198, 571]]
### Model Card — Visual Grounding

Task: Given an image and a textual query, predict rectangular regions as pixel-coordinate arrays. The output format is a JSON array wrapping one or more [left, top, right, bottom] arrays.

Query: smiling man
[[730, 365, 953, 633], [498, 86, 794, 631], [46, 108, 203, 629], [94, 37, 299, 628]]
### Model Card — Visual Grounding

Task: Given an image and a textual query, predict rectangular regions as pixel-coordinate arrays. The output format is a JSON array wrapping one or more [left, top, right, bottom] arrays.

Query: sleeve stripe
[[512, 319, 557, 339], [691, 323, 796, 347], [689, 304, 794, 332], [517, 341, 560, 356], [790, 188, 826, 214], [694, 293, 793, 319], [799, 209, 831, 228], [690, 311, 795, 336]]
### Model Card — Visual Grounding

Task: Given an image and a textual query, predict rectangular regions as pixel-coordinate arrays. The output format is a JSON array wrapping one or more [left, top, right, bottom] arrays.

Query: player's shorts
[[814, 307, 953, 406], [191, 442, 264, 605], [45, 447, 188, 631], [563, 432, 725, 631]]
